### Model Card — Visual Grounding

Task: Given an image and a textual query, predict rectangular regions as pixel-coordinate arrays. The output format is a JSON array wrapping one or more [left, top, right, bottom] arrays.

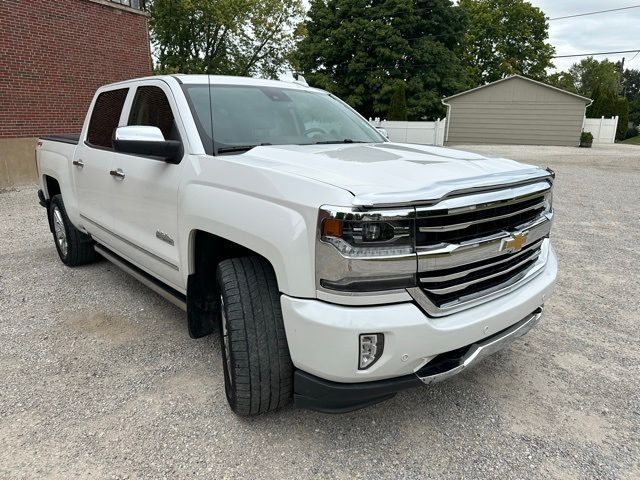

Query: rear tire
[[216, 256, 293, 416], [49, 194, 97, 266]]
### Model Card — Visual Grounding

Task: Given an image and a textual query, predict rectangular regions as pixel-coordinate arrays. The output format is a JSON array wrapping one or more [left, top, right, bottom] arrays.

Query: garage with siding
[[442, 75, 591, 146]]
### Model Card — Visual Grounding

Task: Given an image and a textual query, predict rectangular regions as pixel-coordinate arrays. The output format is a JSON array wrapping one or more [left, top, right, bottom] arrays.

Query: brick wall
[[0, 0, 152, 138]]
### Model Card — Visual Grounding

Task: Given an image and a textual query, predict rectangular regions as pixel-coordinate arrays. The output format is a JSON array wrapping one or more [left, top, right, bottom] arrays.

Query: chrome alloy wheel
[[220, 294, 233, 387], [52, 206, 68, 257]]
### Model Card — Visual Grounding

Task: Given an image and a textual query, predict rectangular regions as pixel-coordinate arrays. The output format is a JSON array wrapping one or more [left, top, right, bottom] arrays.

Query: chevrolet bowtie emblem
[[501, 233, 528, 253]]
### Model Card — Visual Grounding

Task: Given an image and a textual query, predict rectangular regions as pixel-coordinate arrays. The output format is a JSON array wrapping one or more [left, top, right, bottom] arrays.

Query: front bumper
[[281, 245, 556, 412], [295, 307, 543, 413]]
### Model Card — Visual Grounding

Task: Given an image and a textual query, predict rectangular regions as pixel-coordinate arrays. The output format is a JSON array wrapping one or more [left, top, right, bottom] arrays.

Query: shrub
[[581, 131, 593, 142], [614, 97, 630, 141], [388, 82, 408, 121]]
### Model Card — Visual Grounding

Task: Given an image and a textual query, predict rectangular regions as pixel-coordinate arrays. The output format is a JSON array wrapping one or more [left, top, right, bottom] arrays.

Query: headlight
[[544, 188, 553, 213], [316, 206, 416, 293]]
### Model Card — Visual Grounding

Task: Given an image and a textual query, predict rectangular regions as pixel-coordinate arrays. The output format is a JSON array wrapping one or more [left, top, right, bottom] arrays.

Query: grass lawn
[[621, 135, 640, 145]]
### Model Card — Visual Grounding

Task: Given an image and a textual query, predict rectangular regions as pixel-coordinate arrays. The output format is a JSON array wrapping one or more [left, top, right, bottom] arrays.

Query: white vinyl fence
[[583, 116, 619, 144], [369, 116, 617, 146], [369, 118, 446, 146]]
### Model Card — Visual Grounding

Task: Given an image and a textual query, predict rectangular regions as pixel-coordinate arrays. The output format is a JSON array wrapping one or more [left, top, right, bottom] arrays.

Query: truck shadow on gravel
[[63, 310, 146, 345]]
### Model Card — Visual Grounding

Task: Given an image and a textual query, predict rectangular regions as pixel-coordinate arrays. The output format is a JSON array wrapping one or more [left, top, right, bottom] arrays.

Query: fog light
[[359, 333, 384, 370]]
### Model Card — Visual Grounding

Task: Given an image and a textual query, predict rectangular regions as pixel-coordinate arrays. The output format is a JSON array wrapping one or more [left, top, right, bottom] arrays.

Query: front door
[[107, 81, 186, 291]]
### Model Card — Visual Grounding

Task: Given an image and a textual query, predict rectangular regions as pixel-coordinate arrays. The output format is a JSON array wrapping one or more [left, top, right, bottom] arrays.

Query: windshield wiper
[[312, 139, 368, 144], [216, 143, 271, 154]]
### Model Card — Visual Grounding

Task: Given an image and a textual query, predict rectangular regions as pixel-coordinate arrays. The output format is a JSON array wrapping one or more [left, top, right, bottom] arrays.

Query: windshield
[[182, 84, 385, 155]]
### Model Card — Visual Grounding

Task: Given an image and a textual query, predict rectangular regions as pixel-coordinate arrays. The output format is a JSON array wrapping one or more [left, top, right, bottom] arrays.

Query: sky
[[523, 1, 640, 72]]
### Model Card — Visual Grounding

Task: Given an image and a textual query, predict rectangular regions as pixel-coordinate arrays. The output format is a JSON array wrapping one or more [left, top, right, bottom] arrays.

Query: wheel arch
[[185, 229, 279, 339], [43, 174, 61, 199], [188, 229, 266, 278], [42, 175, 61, 232]]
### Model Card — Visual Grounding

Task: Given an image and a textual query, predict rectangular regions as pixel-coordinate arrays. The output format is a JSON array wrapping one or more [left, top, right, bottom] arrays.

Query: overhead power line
[[549, 5, 640, 21], [553, 49, 640, 58], [317, 49, 640, 71]]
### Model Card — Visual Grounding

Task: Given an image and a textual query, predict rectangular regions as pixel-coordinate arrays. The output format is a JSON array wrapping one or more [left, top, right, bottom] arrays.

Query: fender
[[178, 182, 319, 298]]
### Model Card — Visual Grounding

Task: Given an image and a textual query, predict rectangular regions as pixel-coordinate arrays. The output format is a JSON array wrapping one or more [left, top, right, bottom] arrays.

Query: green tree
[[546, 71, 578, 94], [587, 84, 630, 141], [629, 97, 640, 126], [619, 67, 640, 129], [587, 84, 616, 118], [459, 0, 554, 85], [568, 57, 618, 97], [621, 68, 640, 100], [296, 0, 469, 120], [388, 82, 408, 121], [149, 0, 304, 78]]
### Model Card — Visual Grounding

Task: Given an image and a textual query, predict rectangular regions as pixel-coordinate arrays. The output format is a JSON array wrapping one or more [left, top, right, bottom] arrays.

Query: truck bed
[[40, 134, 80, 145]]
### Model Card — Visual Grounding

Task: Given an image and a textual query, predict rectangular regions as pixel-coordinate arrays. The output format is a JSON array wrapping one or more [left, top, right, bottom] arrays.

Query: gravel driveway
[[1, 144, 639, 479]]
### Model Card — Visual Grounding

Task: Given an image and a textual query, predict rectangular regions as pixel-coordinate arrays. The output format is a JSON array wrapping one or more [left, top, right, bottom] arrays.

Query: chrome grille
[[415, 188, 549, 247], [409, 180, 553, 316]]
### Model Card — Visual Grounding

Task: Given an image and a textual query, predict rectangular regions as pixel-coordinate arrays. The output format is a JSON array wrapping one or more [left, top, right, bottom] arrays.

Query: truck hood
[[239, 142, 550, 207]]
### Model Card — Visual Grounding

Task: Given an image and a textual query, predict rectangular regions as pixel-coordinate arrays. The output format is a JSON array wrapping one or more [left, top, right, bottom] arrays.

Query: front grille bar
[[407, 239, 550, 317], [417, 199, 547, 233], [420, 250, 541, 295], [419, 239, 544, 283], [413, 181, 551, 215], [417, 213, 552, 271]]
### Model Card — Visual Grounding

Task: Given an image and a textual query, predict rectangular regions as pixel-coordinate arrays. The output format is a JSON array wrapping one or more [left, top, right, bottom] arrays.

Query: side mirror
[[113, 126, 182, 164], [376, 127, 389, 139]]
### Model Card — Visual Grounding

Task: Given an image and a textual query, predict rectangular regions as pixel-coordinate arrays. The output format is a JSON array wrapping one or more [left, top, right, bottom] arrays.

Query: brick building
[[0, 0, 152, 188]]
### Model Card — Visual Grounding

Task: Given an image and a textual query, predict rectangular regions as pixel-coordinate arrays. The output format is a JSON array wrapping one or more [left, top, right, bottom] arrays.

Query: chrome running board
[[94, 244, 186, 311]]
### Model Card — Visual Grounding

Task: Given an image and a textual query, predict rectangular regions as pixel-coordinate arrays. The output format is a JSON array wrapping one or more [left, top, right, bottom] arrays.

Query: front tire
[[49, 195, 97, 266], [216, 257, 293, 416]]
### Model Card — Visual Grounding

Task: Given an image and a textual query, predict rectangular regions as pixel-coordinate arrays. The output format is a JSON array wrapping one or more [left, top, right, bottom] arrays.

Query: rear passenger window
[[128, 86, 179, 141], [86, 88, 128, 149]]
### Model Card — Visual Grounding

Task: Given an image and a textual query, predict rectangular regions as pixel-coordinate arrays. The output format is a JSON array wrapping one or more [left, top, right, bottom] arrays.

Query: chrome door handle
[[109, 168, 125, 179], [72, 159, 84, 168]]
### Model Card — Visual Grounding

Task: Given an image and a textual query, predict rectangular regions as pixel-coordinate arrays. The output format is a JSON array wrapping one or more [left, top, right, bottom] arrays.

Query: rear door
[[74, 87, 129, 234], [108, 81, 186, 290]]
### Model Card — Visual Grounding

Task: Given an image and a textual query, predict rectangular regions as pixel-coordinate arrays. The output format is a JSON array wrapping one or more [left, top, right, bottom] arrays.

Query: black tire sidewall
[[218, 287, 238, 411], [49, 195, 71, 264], [215, 257, 293, 416]]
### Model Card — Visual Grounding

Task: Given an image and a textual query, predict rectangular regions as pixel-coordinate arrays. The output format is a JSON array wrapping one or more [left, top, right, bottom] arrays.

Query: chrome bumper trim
[[416, 306, 544, 385]]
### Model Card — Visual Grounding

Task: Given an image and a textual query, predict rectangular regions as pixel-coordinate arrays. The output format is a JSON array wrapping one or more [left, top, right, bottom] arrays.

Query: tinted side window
[[86, 88, 128, 148], [128, 86, 178, 141]]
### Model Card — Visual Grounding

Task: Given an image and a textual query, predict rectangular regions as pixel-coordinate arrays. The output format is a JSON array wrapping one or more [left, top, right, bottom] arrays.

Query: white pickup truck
[[36, 75, 556, 415]]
